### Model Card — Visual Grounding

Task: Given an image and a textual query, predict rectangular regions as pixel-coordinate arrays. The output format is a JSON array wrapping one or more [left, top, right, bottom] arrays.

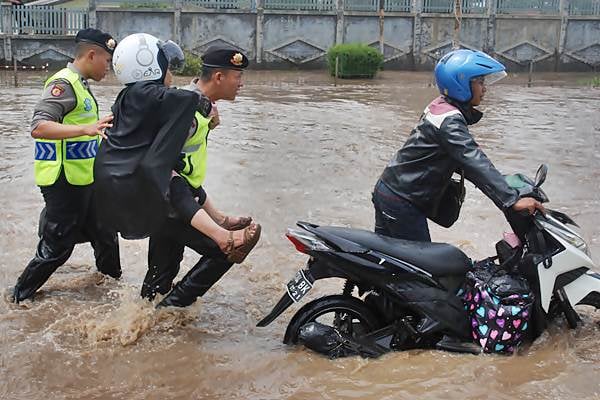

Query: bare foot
[[220, 215, 253, 230]]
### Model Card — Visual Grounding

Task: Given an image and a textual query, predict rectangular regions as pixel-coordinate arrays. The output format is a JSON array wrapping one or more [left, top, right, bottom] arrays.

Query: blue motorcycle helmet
[[434, 49, 507, 103]]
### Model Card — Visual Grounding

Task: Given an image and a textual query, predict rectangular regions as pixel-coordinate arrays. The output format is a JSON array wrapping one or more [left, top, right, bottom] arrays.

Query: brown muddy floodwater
[[0, 70, 599, 400]]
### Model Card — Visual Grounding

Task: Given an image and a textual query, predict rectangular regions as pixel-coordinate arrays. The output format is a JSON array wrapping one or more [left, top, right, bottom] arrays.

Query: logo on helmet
[[132, 69, 143, 80]]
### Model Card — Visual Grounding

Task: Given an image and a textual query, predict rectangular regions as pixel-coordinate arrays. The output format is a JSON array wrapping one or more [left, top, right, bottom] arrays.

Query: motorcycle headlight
[[539, 220, 591, 257]]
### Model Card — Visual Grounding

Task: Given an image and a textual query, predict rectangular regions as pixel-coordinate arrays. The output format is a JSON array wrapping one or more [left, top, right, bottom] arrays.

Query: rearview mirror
[[534, 164, 548, 187]]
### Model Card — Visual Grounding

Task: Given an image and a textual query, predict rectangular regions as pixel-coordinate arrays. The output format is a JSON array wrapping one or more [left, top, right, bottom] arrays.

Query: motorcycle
[[257, 165, 600, 356]]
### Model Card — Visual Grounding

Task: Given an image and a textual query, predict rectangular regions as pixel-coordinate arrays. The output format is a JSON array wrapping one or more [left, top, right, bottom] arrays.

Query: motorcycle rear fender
[[256, 251, 441, 328], [256, 290, 296, 327], [256, 254, 369, 328]]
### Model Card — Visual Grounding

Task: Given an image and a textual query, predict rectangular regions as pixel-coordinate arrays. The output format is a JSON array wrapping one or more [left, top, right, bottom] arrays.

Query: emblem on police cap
[[106, 38, 116, 51], [231, 53, 243, 67]]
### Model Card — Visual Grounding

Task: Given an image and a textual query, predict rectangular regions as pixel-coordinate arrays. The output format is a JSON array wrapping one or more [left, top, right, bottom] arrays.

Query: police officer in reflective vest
[[142, 46, 261, 307], [12, 28, 122, 303]]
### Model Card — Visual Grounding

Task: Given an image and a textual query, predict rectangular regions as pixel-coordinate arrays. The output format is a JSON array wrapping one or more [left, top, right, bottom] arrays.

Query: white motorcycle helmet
[[112, 33, 185, 85]]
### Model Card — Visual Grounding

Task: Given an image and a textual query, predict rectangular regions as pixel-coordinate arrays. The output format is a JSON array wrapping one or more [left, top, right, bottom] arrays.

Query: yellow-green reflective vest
[[180, 112, 210, 189], [34, 68, 99, 186]]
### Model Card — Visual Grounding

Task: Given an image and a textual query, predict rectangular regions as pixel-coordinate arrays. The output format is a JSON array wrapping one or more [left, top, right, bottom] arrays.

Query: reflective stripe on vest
[[65, 139, 98, 159], [34, 142, 57, 161], [182, 143, 201, 153], [180, 112, 211, 189], [34, 68, 99, 186]]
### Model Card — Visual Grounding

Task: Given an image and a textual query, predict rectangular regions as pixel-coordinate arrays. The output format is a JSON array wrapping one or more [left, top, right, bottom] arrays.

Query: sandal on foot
[[224, 223, 261, 264], [220, 215, 253, 230]]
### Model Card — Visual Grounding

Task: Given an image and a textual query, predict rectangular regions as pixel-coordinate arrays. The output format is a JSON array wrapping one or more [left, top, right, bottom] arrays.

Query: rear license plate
[[286, 269, 313, 303]]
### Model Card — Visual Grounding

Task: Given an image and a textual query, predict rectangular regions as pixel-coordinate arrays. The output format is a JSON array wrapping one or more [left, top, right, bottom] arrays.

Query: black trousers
[[13, 172, 121, 302], [142, 217, 233, 308]]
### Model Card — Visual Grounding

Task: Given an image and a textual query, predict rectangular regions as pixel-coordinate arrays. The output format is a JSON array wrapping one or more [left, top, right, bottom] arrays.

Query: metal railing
[[84, 0, 600, 15], [1, 0, 597, 37], [569, 0, 600, 15], [344, 0, 412, 11], [422, 0, 453, 12], [7, 5, 87, 35], [185, 0, 256, 8], [344, 0, 379, 11], [263, 0, 335, 10], [384, 0, 412, 11], [462, 0, 488, 13], [496, 0, 560, 13], [96, 0, 174, 7], [422, 0, 488, 13]]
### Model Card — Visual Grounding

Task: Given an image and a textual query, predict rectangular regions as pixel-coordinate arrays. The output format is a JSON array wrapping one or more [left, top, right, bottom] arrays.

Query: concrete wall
[[562, 18, 600, 71], [97, 10, 175, 39], [180, 12, 257, 60], [261, 13, 337, 68], [2, 35, 75, 66], [2, 1, 600, 71]]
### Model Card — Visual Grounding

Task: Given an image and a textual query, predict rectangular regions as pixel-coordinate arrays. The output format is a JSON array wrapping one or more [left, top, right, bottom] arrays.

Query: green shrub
[[178, 51, 203, 77], [327, 43, 384, 79], [577, 76, 600, 88]]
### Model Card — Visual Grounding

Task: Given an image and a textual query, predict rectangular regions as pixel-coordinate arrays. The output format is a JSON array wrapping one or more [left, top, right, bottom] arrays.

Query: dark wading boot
[[157, 257, 233, 308]]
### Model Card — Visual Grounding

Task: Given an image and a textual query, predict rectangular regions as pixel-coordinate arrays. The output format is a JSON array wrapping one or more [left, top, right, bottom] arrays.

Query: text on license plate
[[286, 270, 313, 303]]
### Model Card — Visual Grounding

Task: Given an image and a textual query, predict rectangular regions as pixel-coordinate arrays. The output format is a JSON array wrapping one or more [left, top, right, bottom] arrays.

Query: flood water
[[1, 70, 599, 399]]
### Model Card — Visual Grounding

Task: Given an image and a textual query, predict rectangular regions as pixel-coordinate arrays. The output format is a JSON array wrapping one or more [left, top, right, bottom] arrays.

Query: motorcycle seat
[[317, 226, 472, 277]]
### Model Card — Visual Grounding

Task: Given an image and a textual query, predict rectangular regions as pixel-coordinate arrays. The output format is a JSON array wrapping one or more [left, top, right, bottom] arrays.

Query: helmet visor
[[158, 40, 185, 74], [483, 71, 507, 86]]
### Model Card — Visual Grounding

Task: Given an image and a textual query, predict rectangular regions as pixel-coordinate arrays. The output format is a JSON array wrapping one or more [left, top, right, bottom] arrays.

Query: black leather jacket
[[379, 96, 519, 218]]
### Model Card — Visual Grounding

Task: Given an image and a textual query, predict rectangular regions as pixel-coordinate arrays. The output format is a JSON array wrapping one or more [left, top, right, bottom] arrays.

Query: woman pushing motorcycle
[[373, 49, 545, 242], [257, 50, 600, 358]]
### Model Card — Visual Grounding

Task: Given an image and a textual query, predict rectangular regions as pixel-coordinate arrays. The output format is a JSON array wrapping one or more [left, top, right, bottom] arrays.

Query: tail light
[[285, 228, 331, 254]]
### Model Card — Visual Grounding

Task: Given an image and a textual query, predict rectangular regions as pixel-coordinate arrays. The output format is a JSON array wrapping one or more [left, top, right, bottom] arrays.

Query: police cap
[[75, 28, 117, 55], [201, 46, 249, 70]]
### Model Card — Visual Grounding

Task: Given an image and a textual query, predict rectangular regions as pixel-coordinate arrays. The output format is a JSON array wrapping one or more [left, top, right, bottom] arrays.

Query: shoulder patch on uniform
[[50, 84, 65, 97]]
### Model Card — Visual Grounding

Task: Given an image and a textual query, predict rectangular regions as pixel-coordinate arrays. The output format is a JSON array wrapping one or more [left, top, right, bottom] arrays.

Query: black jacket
[[379, 96, 519, 218], [94, 81, 199, 239]]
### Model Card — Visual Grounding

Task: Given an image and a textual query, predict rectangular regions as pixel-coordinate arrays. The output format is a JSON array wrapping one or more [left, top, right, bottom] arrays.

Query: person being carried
[[142, 46, 261, 308], [94, 33, 201, 240], [372, 49, 544, 243], [13, 28, 122, 303]]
